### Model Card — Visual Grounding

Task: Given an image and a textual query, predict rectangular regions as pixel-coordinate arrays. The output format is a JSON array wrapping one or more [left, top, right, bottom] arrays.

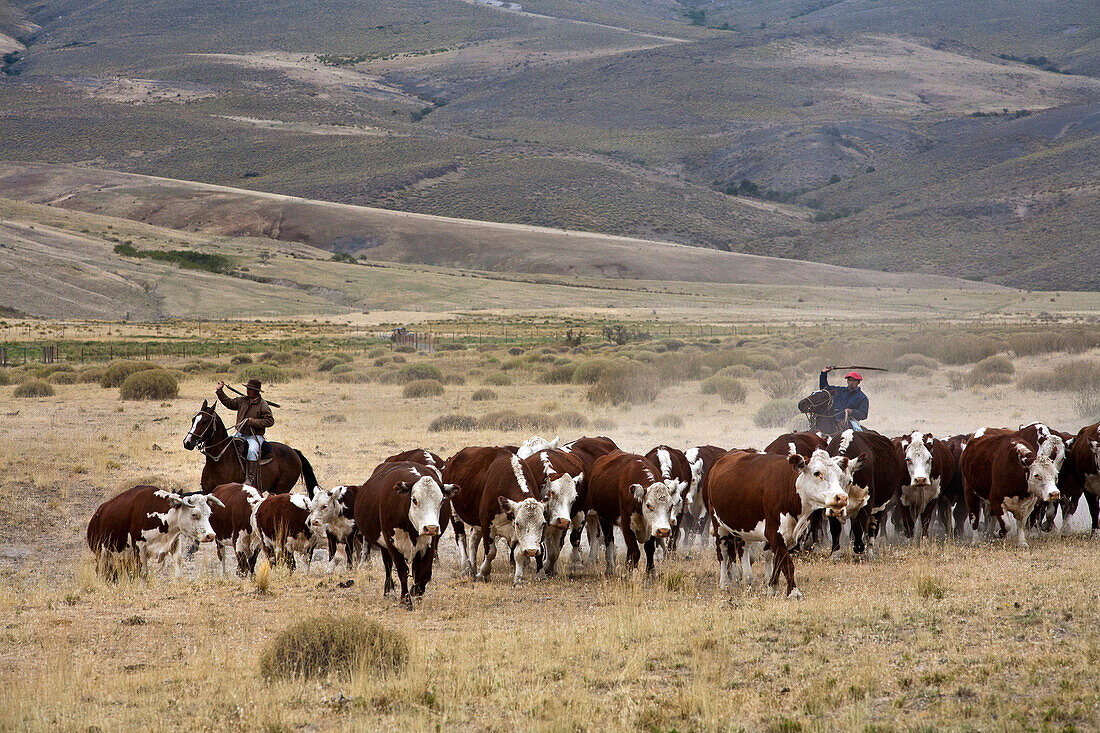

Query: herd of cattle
[[86, 420, 1100, 606]]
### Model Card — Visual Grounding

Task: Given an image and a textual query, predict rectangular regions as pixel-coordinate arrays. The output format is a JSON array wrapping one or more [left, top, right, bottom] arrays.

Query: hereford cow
[[87, 485, 222, 578], [253, 492, 319, 572], [704, 449, 850, 598], [305, 484, 359, 572], [764, 432, 829, 550], [960, 433, 1060, 547], [644, 445, 692, 552], [680, 445, 728, 556], [891, 432, 955, 545], [972, 423, 1070, 533], [1059, 422, 1100, 534], [208, 482, 263, 575], [446, 447, 547, 584], [522, 448, 585, 576], [585, 451, 675, 575], [561, 436, 620, 563], [354, 461, 458, 607], [827, 429, 898, 560]]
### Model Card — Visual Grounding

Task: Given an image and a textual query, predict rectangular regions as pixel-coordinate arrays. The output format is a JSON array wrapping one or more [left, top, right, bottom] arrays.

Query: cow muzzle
[[825, 493, 848, 516], [201, 531, 216, 543], [654, 527, 671, 539], [552, 517, 571, 530], [523, 547, 540, 558], [912, 477, 931, 487], [1044, 490, 1060, 502], [421, 525, 440, 537]]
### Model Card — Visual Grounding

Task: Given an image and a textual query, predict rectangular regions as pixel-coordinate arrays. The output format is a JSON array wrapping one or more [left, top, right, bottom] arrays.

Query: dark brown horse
[[183, 400, 320, 497]]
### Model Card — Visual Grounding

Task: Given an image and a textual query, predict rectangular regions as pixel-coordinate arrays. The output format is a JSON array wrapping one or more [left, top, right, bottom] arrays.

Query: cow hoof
[[787, 588, 804, 601], [830, 550, 843, 562]]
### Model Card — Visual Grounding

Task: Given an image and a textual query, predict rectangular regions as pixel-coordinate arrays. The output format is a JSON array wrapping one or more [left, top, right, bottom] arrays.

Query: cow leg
[[569, 512, 585, 573], [511, 544, 528, 586], [325, 531, 339, 574], [716, 535, 732, 591], [600, 519, 616, 576], [388, 548, 412, 609], [411, 550, 431, 598], [643, 537, 658, 573], [452, 517, 469, 575], [765, 521, 800, 599], [828, 515, 843, 559], [586, 512, 603, 568], [621, 525, 641, 572], [465, 525, 482, 578], [1085, 491, 1100, 536], [851, 508, 870, 559], [542, 526, 562, 578], [477, 528, 496, 581], [380, 548, 395, 596]]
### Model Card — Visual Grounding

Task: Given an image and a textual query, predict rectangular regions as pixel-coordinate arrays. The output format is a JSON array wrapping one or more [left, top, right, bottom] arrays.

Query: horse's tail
[[294, 449, 320, 498]]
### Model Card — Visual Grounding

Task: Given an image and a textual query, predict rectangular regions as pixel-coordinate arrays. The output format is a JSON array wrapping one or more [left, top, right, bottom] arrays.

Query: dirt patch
[[215, 116, 396, 137], [63, 76, 217, 105]]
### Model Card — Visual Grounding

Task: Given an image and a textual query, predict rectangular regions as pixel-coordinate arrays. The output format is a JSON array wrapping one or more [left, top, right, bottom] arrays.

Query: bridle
[[187, 409, 235, 461]]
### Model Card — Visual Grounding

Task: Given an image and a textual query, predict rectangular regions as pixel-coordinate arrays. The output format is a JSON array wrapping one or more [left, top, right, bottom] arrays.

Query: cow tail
[[294, 449, 320, 498]]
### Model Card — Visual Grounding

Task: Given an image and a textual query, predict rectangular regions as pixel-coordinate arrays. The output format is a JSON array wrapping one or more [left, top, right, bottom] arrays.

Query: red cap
[[845, 371, 863, 381]]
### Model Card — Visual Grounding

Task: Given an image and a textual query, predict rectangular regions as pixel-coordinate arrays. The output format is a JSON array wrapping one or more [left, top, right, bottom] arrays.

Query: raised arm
[[819, 367, 832, 390], [215, 383, 241, 411]]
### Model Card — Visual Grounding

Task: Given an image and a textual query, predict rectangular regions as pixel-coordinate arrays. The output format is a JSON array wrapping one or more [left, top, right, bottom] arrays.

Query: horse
[[183, 399, 320, 497]]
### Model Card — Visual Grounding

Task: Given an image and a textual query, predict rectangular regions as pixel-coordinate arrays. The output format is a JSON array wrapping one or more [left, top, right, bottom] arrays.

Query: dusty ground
[[1, 330, 1098, 730]]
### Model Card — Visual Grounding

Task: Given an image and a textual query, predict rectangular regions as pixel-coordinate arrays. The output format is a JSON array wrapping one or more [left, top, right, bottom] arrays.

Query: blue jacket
[[820, 371, 869, 422]]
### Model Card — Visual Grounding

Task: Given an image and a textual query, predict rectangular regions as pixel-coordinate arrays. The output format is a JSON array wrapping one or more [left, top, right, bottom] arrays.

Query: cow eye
[[646, 503, 654, 511], [814, 471, 823, 479], [412, 498, 418, 505], [191, 512, 201, 519]]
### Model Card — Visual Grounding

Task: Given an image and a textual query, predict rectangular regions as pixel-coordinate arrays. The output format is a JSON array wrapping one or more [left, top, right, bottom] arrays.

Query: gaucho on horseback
[[215, 378, 273, 489]]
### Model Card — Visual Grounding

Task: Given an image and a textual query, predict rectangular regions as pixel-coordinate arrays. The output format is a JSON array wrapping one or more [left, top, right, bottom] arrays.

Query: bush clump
[[701, 375, 747, 404], [331, 371, 371, 384], [753, 399, 799, 428], [366, 347, 386, 358], [966, 355, 1014, 387], [0, 369, 11, 386], [396, 363, 443, 384], [403, 379, 445, 398], [230, 354, 253, 366], [100, 360, 156, 388], [428, 414, 478, 432], [571, 360, 611, 385], [556, 410, 589, 429], [479, 410, 557, 432], [438, 341, 466, 351], [471, 388, 498, 401], [541, 364, 577, 384], [258, 616, 408, 681], [120, 369, 179, 400], [394, 345, 416, 354], [77, 368, 105, 384], [758, 368, 805, 399], [48, 371, 77, 385], [317, 357, 342, 372], [441, 373, 466, 386], [13, 379, 54, 398], [716, 364, 753, 379], [484, 372, 512, 387], [238, 364, 289, 384], [654, 414, 684, 428], [587, 363, 661, 406]]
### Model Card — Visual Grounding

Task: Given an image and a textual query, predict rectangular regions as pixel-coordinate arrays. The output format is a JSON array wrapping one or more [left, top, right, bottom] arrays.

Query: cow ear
[[497, 496, 516, 519], [167, 494, 186, 508], [331, 486, 347, 502], [835, 456, 849, 472], [442, 483, 460, 497], [850, 452, 868, 473], [1064, 438, 1074, 450], [1014, 443, 1034, 466], [631, 483, 646, 503], [394, 481, 413, 494], [788, 454, 807, 471], [575, 472, 584, 486], [925, 434, 935, 445], [289, 494, 310, 511]]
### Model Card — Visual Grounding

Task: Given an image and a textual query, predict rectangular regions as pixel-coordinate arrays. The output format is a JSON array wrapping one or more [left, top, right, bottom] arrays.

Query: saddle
[[232, 436, 274, 464]]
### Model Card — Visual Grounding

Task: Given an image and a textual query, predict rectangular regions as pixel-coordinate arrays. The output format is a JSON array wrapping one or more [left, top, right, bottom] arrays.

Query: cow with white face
[[703, 449, 850, 598], [354, 462, 459, 606], [891, 432, 955, 545], [961, 434, 1060, 548], [517, 435, 561, 460], [87, 486, 222, 578], [522, 448, 585, 576], [306, 485, 359, 572], [1060, 423, 1100, 535], [586, 451, 675, 575]]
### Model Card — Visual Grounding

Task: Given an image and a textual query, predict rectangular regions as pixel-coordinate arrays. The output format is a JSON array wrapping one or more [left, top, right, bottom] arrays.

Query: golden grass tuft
[[258, 616, 408, 681], [255, 559, 273, 594]]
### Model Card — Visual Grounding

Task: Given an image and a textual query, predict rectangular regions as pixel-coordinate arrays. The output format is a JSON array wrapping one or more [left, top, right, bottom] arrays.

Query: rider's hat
[[243, 378, 263, 393], [844, 371, 863, 381]]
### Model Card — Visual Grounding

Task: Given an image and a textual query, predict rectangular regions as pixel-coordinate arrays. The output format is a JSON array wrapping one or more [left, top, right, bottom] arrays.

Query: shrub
[[471, 388, 498, 401], [367, 347, 386, 358], [331, 371, 371, 384], [484, 372, 512, 387], [571, 360, 611, 384], [120, 370, 179, 400], [701, 376, 747, 404], [45, 363, 75, 375], [317, 357, 342, 372], [258, 616, 408, 681], [541, 364, 577, 384], [403, 379, 445, 398], [428, 414, 478, 431], [935, 335, 998, 365], [331, 363, 355, 375], [330, 351, 354, 363], [391, 355, 407, 364], [593, 417, 616, 431], [100, 360, 156, 388], [586, 363, 661, 406], [966, 355, 1014, 386], [907, 365, 934, 378], [753, 399, 799, 428], [238, 364, 290, 384], [742, 353, 781, 372], [438, 341, 466, 351], [0, 369, 10, 386], [654, 414, 684, 428], [479, 410, 557, 432], [716, 364, 753, 379], [395, 345, 415, 354], [894, 353, 939, 372], [758, 368, 805, 399], [48, 371, 76, 385], [441, 373, 466, 386], [556, 411, 589, 429], [373, 356, 392, 367], [180, 360, 217, 373], [77, 368, 105, 384], [230, 354, 253, 366], [13, 379, 53, 398], [396, 363, 443, 384]]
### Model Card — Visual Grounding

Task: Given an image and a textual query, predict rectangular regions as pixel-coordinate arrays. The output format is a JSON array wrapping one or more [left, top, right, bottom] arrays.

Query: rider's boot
[[244, 460, 259, 490]]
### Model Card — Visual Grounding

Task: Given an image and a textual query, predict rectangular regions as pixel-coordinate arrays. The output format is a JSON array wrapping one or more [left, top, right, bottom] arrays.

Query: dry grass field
[[2, 317, 1099, 730]]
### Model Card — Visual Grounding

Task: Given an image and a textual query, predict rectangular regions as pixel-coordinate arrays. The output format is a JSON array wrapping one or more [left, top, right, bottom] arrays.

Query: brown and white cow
[[826, 429, 897, 560], [447, 447, 547, 584], [644, 445, 693, 553], [209, 482, 263, 576], [87, 485, 222, 578], [935, 433, 971, 539], [704, 449, 850, 598], [354, 460, 458, 607], [305, 484, 359, 572], [960, 433, 1060, 547], [891, 432, 955, 545], [1059, 422, 1100, 534], [972, 423, 1070, 533], [680, 445, 728, 556], [561, 436, 620, 563], [585, 451, 675, 575], [523, 448, 585, 576], [253, 492, 319, 572], [764, 432, 829, 550]]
